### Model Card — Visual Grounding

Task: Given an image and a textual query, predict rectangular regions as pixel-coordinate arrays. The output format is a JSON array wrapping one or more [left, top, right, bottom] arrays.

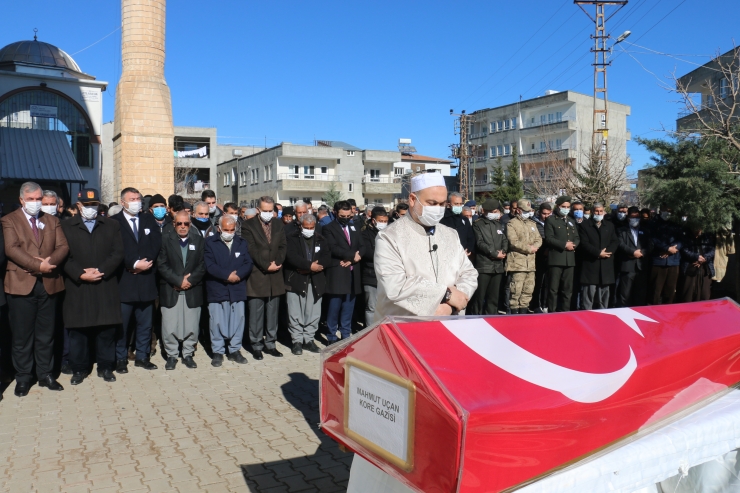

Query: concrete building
[[468, 90, 631, 199], [0, 36, 107, 208], [216, 141, 402, 209], [113, 0, 174, 198], [676, 47, 739, 132]]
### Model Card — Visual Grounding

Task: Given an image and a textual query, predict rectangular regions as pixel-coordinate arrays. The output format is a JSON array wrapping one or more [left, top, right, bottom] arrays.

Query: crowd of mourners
[[0, 180, 732, 398]]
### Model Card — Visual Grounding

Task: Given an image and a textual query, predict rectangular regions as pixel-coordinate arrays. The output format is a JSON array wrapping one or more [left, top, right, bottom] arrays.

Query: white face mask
[[594, 214, 605, 222], [583, 213, 591, 220], [301, 228, 315, 238], [220, 232, 234, 242], [376, 222, 388, 230], [126, 200, 142, 215], [414, 204, 445, 227], [80, 206, 98, 220], [41, 205, 57, 216], [208, 205, 217, 214], [260, 211, 273, 223], [504, 209, 510, 214], [23, 200, 42, 216], [486, 212, 501, 221], [521, 212, 534, 219]]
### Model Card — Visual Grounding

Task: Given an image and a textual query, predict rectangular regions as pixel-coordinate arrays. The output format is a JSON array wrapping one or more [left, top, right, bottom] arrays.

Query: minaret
[[113, 0, 174, 197]]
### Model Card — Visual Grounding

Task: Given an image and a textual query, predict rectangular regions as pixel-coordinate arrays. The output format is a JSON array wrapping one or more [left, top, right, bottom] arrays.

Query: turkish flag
[[321, 300, 740, 493]]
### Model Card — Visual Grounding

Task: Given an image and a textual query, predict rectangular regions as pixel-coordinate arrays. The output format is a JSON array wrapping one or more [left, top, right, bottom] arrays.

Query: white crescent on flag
[[443, 309, 657, 404]]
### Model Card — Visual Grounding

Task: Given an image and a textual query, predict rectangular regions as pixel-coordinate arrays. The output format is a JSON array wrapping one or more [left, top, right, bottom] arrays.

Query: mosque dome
[[0, 39, 84, 74]]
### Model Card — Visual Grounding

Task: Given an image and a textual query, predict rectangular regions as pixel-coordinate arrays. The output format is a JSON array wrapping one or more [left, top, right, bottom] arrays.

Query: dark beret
[[482, 199, 501, 211], [555, 196, 572, 206]]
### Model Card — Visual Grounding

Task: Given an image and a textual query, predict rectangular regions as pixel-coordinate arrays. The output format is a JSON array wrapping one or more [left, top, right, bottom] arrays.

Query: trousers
[[209, 301, 245, 354], [649, 266, 679, 305], [248, 296, 280, 350], [68, 326, 116, 373], [617, 270, 648, 307], [530, 262, 549, 312], [326, 294, 356, 342], [287, 285, 321, 344], [118, 301, 154, 362], [161, 293, 201, 358], [7, 279, 57, 384], [580, 284, 610, 310], [471, 273, 503, 315], [547, 266, 574, 313], [363, 285, 378, 327], [510, 271, 535, 310]]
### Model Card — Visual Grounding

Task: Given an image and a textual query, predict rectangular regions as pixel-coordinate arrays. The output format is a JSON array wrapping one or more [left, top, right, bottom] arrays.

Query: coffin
[[319, 299, 740, 493]]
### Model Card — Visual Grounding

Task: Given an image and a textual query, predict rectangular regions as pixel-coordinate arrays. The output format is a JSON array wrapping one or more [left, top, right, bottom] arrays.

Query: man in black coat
[[61, 188, 125, 385], [284, 214, 330, 355], [470, 199, 508, 315], [360, 207, 388, 327], [111, 187, 161, 373], [323, 201, 364, 343], [440, 192, 475, 257], [157, 211, 206, 370], [544, 196, 581, 312], [530, 202, 552, 313], [576, 203, 619, 309], [617, 206, 651, 307]]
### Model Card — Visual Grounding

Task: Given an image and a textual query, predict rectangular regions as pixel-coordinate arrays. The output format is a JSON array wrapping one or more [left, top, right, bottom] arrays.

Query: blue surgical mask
[[277, 210, 283, 218], [152, 206, 166, 220], [195, 216, 209, 223], [451, 205, 463, 215], [573, 210, 583, 219]]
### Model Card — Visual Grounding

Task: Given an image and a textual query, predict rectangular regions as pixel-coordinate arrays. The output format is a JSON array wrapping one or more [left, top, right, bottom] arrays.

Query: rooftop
[[0, 39, 93, 79]]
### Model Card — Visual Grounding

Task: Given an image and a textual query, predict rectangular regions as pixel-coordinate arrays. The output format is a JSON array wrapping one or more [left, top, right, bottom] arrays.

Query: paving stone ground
[[0, 344, 352, 492]]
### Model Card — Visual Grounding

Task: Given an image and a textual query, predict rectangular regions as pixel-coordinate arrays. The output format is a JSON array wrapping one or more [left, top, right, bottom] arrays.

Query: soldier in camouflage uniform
[[506, 199, 542, 314]]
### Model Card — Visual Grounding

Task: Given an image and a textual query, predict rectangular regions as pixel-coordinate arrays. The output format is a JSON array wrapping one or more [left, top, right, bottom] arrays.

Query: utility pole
[[575, 1, 627, 166], [450, 110, 476, 201]]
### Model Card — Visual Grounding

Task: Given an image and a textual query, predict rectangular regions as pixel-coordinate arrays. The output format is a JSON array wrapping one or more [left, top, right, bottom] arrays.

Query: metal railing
[[470, 131, 488, 139], [277, 173, 337, 181], [523, 114, 574, 129], [362, 176, 397, 184], [474, 179, 488, 186]]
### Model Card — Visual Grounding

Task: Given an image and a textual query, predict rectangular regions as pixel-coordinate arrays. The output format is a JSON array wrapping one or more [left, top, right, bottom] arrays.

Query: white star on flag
[[590, 308, 658, 337]]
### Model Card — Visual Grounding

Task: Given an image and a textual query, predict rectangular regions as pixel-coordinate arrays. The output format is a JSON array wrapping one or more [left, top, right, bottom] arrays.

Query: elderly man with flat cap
[[544, 195, 580, 312]]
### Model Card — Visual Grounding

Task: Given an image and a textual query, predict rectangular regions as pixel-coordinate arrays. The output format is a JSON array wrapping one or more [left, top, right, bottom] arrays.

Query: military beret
[[482, 199, 501, 211], [555, 196, 572, 206]]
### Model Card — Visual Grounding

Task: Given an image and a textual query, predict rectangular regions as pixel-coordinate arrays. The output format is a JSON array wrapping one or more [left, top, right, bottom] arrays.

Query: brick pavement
[[0, 346, 352, 492]]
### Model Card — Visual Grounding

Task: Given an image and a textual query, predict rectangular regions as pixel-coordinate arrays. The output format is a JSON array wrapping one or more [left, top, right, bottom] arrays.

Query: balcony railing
[[362, 176, 397, 183], [523, 114, 574, 129], [470, 131, 488, 139], [277, 173, 338, 181], [474, 179, 488, 186]]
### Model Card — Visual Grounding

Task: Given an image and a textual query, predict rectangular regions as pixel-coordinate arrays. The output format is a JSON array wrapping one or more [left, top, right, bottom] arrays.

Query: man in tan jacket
[[506, 199, 542, 314], [2, 181, 69, 396]]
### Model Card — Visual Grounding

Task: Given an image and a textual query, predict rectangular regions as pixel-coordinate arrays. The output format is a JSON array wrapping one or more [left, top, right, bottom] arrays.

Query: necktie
[[30, 217, 39, 242], [343, 226, 353, 271], [130, 218, 139, 241]]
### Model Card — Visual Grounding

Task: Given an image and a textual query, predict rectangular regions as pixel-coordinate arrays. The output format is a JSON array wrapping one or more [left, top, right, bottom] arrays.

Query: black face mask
[[337, 217, 350, 226]]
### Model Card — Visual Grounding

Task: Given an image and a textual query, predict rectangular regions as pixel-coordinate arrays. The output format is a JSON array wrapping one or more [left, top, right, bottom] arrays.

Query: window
[[540, 141, 546, 152], [490, 146, 497, 157], [223, 174, 229, 186], [511, 117, 517, 129], [601, 114, 606, 128], [601, 140, 607, 153], [289, 197, 299, 205], [540, 168, 546, 178], [304, 165, 315, 178], [531, 143, 535, 150], [264, 166, 268, 182], [490, 122, 496, 133], [255, 168, 259, 183], [394, 167, 403, 176], [548, 113, 554, 123], [337, 159, 341, 164], [269, 164, 274, 180], [347, 150, 355, 156], [497, 121, 502, 132], [497, 145, 503, 156], [556, 138, 562, 149], [540, 115, 547, 125], [504, 144, 510, 155], [556, 111, 562, 122], [320, 166, 328, 174], [369, 169, 381, 182], [348, 183, 354, 192], [720, 78, 730, 99], [303, 197, 312, 203], [531, 117, 535, 124], [504, 119, 510, 130]]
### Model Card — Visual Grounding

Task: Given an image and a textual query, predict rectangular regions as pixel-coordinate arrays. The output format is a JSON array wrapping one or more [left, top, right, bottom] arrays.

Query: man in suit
[[204, 215, 253, 366], [323, 201, 364, 343], [440, 192, 475, 257], [470, 199, 508, 315], [2, 181, 69, 396], [576, 203, 620, 310], [544, 196, 581, 312], [617, 206, 651, 307], [61, 188, 125, 385], [0, 225, 10, 387], [157, 211, 207, 370], [111, 187, 161, 373], [241, 196, 287, 360], [284, 214, 330, 355]]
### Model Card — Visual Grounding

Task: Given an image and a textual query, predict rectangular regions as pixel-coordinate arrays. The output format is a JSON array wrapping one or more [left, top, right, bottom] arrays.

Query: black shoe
[[97, 369, 116, 382], [264, 348, 283, 358], [165, 357, 178, 370], [303, 341, 321, 353], [115, 360, 128, 374], [227, 352, 248, 364], [70, 372, 87, 385], [38, 375, 64, 391], [292, 343, 303, 356], [134, 358, 158, 370], [182, 356, 197, 369], [14, 382, 30, 397], [211, 354, 223, 367], [519, 308, 529, 314], [60, 363, 73, 375], [252, 350, 264, 361]]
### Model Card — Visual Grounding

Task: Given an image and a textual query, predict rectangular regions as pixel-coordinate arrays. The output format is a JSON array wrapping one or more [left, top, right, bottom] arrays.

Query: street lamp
[[615, 30, 631, 44]]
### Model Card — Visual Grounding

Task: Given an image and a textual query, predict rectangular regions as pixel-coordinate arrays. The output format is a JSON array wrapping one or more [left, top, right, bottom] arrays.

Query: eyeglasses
[[175, 222, 191, 226]]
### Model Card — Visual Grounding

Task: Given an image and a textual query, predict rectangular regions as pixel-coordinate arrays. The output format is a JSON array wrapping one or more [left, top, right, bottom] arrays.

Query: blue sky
[[3, 0, 738, 176]]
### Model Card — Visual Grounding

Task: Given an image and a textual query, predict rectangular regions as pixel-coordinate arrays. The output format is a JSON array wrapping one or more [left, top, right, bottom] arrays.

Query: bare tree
[[674, 46, 740, 175]]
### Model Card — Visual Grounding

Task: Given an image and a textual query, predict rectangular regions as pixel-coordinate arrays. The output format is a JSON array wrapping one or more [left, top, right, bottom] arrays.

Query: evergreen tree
[[325, 182, 343, 208], [504, 146, 524, 201], [491, 157, 507, 203], [637, 133, 740, 233]]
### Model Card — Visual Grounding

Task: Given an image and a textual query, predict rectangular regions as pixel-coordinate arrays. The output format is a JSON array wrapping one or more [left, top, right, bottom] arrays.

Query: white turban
[[410, 173, 446, 193]]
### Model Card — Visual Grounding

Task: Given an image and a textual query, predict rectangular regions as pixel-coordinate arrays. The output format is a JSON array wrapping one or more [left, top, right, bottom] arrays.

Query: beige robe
[[374, 214, 478, 319]]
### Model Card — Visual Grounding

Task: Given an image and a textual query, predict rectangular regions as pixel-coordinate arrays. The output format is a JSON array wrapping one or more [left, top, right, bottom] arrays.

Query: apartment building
[[468, 90, 631, 199], [216, 140, 403, 209]]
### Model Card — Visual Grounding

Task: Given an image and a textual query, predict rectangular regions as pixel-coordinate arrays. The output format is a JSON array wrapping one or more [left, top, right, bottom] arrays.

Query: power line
[[71, 26, 121, 56]]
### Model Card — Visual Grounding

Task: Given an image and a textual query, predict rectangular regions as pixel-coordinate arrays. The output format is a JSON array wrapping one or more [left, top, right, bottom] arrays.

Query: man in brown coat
[[2, 181, 69, 396], [241, 196, 287, 360]]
